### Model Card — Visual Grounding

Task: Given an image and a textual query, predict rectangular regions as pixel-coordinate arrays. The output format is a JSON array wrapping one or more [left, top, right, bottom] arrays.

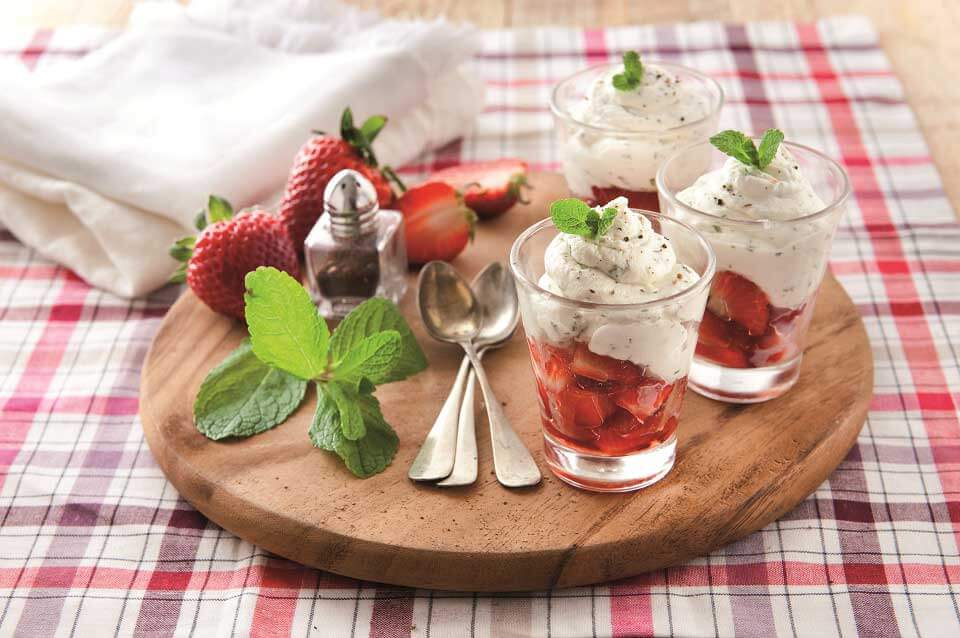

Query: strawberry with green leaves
[[279, 107, 403, 251], [170, 196, 299, 321]]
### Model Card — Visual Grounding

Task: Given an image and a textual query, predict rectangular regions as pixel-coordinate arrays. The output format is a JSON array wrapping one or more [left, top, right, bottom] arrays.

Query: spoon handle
[[462, 343, 541, 488], [408, 356, 469, 481], [436, 349, 486, 487]]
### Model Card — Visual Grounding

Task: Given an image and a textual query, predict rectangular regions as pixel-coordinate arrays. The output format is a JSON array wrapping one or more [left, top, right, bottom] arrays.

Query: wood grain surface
[[7, 0, 957, 220], [139, 172, 874, 591]]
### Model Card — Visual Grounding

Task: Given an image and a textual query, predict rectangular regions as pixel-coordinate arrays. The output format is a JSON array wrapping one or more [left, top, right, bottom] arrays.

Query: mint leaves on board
[[709, 128, 785, 170], [194, 339, 307, 440], [550, 198, 619, 240], [612, 50, 644, 91], [192, 266, 428, 478]]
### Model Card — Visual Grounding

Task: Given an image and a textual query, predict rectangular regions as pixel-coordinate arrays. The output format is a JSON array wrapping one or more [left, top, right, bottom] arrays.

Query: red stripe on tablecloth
[[798, 22, 960, 450], [369, 589, 415, 638], [250, 561, 306, 638], [483, 68, 895, 87], [19, 29, 52, 70], [1, 561, 957, 590]]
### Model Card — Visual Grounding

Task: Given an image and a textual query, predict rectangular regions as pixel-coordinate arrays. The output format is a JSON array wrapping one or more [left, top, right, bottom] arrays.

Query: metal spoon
[[437, 263, 519, 487], [409, 264, 514, 481], [418, 261, 541, 488]]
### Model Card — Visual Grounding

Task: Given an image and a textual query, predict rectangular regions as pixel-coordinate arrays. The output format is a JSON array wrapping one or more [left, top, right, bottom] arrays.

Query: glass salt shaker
[[304, 169, 407, 319]]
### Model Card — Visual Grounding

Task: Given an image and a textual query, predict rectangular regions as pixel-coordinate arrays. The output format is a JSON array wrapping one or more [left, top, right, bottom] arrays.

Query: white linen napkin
[[0, 0, 484, 297]]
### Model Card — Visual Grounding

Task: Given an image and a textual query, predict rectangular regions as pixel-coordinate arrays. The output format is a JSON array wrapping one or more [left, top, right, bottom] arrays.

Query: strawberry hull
[[695, 269, 815, 369], [528, 338, 684, 457]]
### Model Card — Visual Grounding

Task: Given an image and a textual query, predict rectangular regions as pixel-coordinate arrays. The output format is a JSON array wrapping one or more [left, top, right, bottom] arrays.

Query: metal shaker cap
[[324, 169, 378, 218]]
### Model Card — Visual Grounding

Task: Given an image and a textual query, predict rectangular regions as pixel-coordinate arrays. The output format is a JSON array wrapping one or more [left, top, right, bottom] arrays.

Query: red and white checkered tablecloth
[[1, 15, 958, 637]]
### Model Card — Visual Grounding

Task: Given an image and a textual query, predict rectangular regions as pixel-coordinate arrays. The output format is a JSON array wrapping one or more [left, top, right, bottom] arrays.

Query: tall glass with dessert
[[510, 197, 716, 491], [657, 130, 850, 402], [550, 51, 723, 211]]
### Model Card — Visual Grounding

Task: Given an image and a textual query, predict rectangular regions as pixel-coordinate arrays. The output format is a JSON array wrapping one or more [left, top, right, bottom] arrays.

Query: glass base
[[689, 355, 802, 403], [543, 433, 676, 493]]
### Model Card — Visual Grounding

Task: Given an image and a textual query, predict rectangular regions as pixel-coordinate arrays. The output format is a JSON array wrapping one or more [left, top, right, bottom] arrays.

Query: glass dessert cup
[[509, 213, 716, 492], [657, 140, 850, 403], [550, 62, 723, 212]]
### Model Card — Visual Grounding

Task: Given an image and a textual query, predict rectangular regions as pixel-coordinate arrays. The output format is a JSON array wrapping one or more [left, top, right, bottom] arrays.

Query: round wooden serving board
[[141, 173, 873, 592]]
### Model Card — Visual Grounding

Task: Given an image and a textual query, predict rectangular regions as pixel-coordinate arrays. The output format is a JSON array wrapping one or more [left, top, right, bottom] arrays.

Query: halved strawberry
[[429, 159, 531, 219], [707, 271, 771, 336], [569, 343, 644, 386], [613, 379, 673, 421], [398, 182, 477, 264]]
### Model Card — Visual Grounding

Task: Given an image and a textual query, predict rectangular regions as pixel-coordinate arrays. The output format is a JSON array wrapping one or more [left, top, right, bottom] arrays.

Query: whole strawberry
[[170, 196, 300, 320], [279, 108, 401, 251]]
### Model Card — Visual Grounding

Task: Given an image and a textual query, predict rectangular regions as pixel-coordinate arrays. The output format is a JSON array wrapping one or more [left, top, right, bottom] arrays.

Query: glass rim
[[549, 61, 725, 135], [655, 138, 852, 227], [509, 210, 717, 312]]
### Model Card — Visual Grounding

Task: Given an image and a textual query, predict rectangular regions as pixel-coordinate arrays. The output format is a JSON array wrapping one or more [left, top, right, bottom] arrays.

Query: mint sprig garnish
[[612, 50, 644, 91], [550, 198, 619, 240], [709, 128, 785, 170], [192, 267, 427, 478]]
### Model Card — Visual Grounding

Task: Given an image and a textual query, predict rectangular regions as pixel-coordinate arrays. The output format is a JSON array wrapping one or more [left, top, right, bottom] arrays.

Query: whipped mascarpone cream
[[560, 64, 716, 197], [529, 198, 703, 382], [676, 146, 835, 309]]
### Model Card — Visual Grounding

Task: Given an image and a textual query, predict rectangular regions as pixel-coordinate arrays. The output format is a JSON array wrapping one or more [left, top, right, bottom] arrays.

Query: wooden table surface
[[6, 1, 958, 217]]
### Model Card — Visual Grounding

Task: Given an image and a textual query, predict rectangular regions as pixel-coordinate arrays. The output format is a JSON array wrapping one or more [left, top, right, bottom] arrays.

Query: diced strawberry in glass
[[550, 385, 614, 442], [695, 341, 750, 368], [595, 409, 662, 455], [613, 378, 672, 421], [570, 342, 645, 386], [707, 271, 770, 336], [589, 186, 660, 212], [645, 379, 687, 434]]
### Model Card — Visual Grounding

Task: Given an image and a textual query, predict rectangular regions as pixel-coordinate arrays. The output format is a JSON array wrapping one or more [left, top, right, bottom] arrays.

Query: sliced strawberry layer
[[707, 271, 770, 336], [569, 342, 645, 386], [589, 186, 660, 212], [696, 271, 814, 369], [529, 339, 685, 456]]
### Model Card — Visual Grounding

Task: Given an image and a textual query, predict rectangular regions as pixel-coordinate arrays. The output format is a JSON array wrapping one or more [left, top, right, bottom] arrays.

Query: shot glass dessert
[[510, 197, 715, 492], [550, 51, 723, 211], [657, 130, 850, 402]]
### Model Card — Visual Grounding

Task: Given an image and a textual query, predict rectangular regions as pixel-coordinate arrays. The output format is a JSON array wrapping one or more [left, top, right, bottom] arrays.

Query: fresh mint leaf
[[612, 50, 643, 92], [611, 73, 636, 91], [332, 330, 403, 386], [550, 198, 615, 239], [550, 198, 593, 237], [207, 195, 233, 223], [597, 207, 618, 236], [194, 339, 307, 440], [325, 380, 364, 440], [328, 298, 426, 383], [623, 50, 643, 83], [709, 130, 760, 168], [244, 267, 330, 380], [309, 385, 399, 478], [756, 128, 785, 169]]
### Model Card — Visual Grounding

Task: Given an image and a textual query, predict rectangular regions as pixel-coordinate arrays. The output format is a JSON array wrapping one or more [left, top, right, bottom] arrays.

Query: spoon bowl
[[472, 263, 519, 349], [417, 261, 480, 345]]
